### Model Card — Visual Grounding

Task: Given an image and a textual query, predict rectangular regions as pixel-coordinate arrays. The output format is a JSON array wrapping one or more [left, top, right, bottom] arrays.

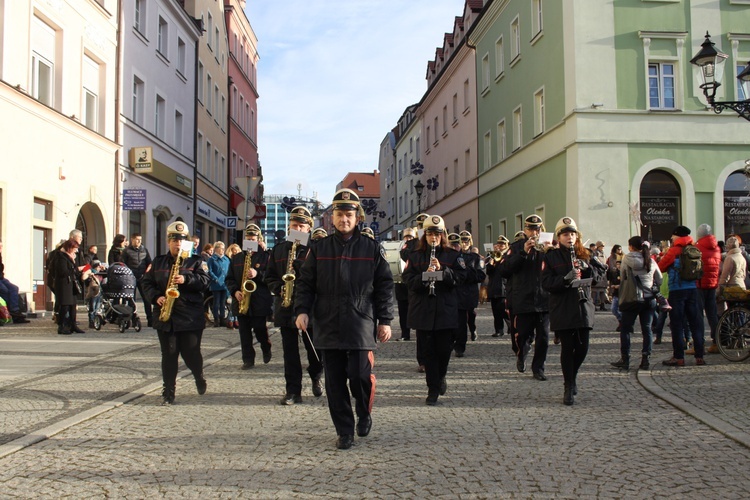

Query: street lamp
[[414, 179, 425, 212], [690, 32, 750, 121]]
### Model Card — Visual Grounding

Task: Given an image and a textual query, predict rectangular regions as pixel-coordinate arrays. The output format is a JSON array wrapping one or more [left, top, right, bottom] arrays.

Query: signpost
[[122, 189, 146, 210]]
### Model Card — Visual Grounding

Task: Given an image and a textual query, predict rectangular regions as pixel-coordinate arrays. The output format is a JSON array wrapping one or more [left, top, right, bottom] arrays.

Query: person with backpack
[[657, 225, 706, 367]]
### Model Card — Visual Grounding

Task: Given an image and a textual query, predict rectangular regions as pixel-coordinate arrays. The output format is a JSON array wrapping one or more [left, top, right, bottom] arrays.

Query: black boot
[[161, 386, 175, 405], [195, 373, 207, 395], [639, 354, 650, 370], [563, 385, 574, 405], [610, 356, 630, 370]]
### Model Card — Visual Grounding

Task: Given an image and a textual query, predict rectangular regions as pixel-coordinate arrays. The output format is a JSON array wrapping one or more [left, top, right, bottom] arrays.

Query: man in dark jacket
[[498, 214, 551, 381], [226, 224, 273, 369], [122, 233, 153, 327], [695, 223, 720, 353], [454, 231, 486, 356], [295, 189, 394, 450], [141, 222, 210, 405], [486, 235, 509, 337]]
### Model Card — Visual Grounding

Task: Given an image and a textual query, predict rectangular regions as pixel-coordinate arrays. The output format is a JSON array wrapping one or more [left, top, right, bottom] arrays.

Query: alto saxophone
[[238, 249, 256, 315], [159, 248, 188, 322], [281, 240, 299, 308]]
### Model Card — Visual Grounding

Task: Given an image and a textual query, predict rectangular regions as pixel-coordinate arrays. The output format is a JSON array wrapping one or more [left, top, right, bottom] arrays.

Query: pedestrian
[[226, 224, 273, 368], [610, 237, 662, 371], [498, 214, 552, 381], [265, 206, 324, 405], [207, 241, 230, 328], [402, 215, 465, 406], [485, 235, 509, 337], [658, 226, 706, 367], [141, 222, 210, 405], [53, 239, 87, 334], [695, 224, 721, 354], [541, 217, 604, 405], [718, 236, 746, 290], [108, 234, 126, 264], [395, 227, 416, 341], [295, 189, 394, 450], [191, 236, 201, 257], [122, 233, 153, 327], [201, 244, 213, 261], [0, 239, 31, 324], [591, 241, 610, 310], [453, 231, 486, 356], [225, 243, 242, 329], [608, 260, 622, 331], [85, 258, 106, 328]]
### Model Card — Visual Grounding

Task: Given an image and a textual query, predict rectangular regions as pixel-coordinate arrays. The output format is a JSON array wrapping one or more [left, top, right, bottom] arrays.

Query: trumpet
[[281, 240, 299, 308], [159, 248, 188, 322], [238, 249, 256, 315], [492, 249, 504, 261]]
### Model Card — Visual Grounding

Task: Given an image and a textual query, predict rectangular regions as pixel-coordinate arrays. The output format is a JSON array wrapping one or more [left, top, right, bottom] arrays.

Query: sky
[[245, 0, 467, 205]]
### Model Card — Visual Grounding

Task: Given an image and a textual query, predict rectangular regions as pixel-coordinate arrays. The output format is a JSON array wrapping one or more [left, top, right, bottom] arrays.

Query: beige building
[[0, 0, 119, 312]]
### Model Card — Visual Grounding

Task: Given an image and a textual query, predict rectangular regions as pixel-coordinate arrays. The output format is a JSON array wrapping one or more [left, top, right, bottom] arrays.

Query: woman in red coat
[[695, 224, 721, 353]]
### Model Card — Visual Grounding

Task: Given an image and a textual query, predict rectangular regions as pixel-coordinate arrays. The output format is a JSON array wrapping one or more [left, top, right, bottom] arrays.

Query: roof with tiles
[[336, 172, 381, 198]]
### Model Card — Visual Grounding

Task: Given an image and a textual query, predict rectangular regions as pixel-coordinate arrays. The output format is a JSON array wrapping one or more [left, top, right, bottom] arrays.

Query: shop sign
[[640, 197, 678, 226], [724, 196, 750, 225], [123, 189, 146, 210]]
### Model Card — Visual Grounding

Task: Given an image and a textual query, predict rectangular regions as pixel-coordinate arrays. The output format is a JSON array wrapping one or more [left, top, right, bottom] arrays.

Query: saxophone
[[281, 240, 299, 308], [158, 248, 188, 322], [238, 250, 256, 315]]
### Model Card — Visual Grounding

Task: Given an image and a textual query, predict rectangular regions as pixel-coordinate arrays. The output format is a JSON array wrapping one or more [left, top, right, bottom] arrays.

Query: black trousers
[[135, 280, 152, 321], [514, 312, 549, 374], [455, 309, 470, 353], [321, 349, 374, 436], [557, 328, 590, 387], [416, 329, 454, 396], [397, 298, 410, 340], [280, 326, 323, 396], [237, 315, 271, 363], [490, 297, 507, 334], [157, 329, 204, 390]]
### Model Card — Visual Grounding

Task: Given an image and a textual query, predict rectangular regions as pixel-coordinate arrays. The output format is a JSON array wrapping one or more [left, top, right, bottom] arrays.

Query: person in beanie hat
[[295, 188, 394, 450], [694, 223, 721, 353]]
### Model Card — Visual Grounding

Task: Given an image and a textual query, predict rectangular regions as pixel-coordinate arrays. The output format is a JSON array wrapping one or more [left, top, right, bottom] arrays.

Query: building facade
[[0, 0, 119, 311], [393, 106, 422, 233], [378, 128, 398, 240]]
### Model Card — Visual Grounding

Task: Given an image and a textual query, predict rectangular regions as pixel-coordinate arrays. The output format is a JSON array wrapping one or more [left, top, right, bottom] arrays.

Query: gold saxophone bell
[[242, 280, 257, 293], [238, 249, 255, 315], [166, 288, 180, 299], [281, 240, 299, 308]]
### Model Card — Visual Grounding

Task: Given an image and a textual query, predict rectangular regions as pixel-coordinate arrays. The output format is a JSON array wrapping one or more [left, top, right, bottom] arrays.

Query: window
[[134, 0, 145, 34], [495, 36, 504, 78], [511, 16, 521, 62], [442, 106, 448, 135], [416, 138, 420, 160], [534, 88, 545, 136], [463, 80, 470, 112], [31, 16, 55, 107], [409, 137, 413, 153], [155, 94, 165, 139], [452, 93, 458, 123], [232, 87, 238, 119], [483, 131, 491, 171], [221, 95, 226, 130], [648, 63, 675, 109], [481, 53, 490, 91], [207, 13, 213, 50], [215, 27, 220, 55], [433, 117, 438, 144], [157, 17, 168, 56], [197, 133, 203, 170], [214, 84, 220, 122], [513, 106, 522, 151], [206, 140, 212, 177], [206, 74, 213, 114], [497, 120, 506, 161], [177, 38, 186, 75], [453, 158, 459, 188], [532, 0, 543, 38], [425, 126, 430, 149], [464, 149, 471, 185], [214, 150, 219, 184], [132, 75, 144, 125], [82, 55, 100, 131], [197, 62, 204, 103], [739, 65, 748, 101], [174, 110, 183, 151]]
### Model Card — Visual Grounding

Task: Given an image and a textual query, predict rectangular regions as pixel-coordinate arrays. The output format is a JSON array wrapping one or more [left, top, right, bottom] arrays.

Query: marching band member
[[141, 222, 210, 405], [225, 223, 273, 369], [395, 227, 416, 342], [454, 230, 485, 355], [486, 235, 510, 337]]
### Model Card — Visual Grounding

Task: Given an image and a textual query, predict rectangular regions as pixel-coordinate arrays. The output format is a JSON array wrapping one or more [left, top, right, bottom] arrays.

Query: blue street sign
[[123, 189, 146, 211], [226, 216, 238, 229], [370, 221, 379, 231]]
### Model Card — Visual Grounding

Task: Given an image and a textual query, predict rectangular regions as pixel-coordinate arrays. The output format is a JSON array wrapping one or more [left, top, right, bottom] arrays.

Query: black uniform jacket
[[141, 253, 210, 333], [294, 228, 394, 351], [265, 239, 310, 328], [53, 254, 80, 306], [225, 249, 273, 317], [485, 253, 507, 298], [541, 247, 604, 332], [456, 250, 486, 310], [497, 237, 549, 314], [402, 243, 465, 331]]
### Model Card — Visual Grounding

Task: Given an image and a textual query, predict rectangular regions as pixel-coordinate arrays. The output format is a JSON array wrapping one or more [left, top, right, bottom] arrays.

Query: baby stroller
[[92, 262, 142, 332]]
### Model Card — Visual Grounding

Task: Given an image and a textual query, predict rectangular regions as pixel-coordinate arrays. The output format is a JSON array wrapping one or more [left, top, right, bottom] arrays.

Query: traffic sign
[[235, 201, 256, 220], [370, 221, 379, 231]]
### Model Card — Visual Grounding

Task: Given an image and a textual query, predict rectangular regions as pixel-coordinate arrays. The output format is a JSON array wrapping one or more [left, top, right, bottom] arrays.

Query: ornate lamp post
[[690, 32, 750, 121], [414, 179, 425, 213]]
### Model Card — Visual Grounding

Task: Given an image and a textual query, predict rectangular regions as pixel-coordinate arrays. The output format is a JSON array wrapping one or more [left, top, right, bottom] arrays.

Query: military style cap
[[514, 230, 526, 241], [416, 213, 429, 228], [244, 223, 261, 236], [311, 227, 328, 240], [289, 206, 313, 225], [167, 221, 190, 240], [554, 216, 578, 236], [423, 215, 446, 233], [332, 188, 361, 211], [448, 233, 461, 244], [524, 214, 543, 228], [497, 235, 510, 244], [362, 227, 375, 239], [459, 230, 472, 242], [402, 227, 416, 238]]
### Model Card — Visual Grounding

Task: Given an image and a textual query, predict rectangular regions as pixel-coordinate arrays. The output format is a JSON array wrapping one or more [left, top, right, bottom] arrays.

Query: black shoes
[[242, 361, 255, 370], [280, 394, 302, 405], [610, 357, 630, 370], [356, 416, 372, 437], [533, 371, 547, 381], [492, 331, 504, 337], [470, 330, 477, 341], [563, 385, 574, 406], [312, 379, 323, 397], [426, 393, 439, 406], [11, 313, 30, 324], [262, 350, 272, 364], [439, 378, 447, 396], [639, 355, 650, 370], [455, 350, 465, 358], [336, 434, 354, 450], [517, 357, 526, 373], [71, 325, 86, 334], [57, 329, 72, 335], [161, 387, 175, 406], [195, 375, 207, 395]]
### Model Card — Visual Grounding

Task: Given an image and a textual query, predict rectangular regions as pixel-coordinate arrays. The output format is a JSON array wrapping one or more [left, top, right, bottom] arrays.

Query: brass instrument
[[159, 248, 189, 322], [281, 240, 299, 308], [493, 249, 504, 261], [238, 250, 257, 315], [428, 242, 437, 297]]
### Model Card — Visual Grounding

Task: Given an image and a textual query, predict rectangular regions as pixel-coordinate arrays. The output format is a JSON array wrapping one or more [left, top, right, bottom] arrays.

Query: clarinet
[[570, 245, 586, 302], [428, 242, 437, 297]]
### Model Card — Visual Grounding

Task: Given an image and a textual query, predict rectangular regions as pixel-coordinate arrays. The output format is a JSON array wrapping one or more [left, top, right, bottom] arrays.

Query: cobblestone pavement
[[0, 306, 749, 498]]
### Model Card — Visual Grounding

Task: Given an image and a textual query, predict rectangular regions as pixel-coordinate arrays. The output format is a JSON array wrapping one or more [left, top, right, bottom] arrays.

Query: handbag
[[618, 267, 644, 311], [72, 276, 83, 296], [0, 297, 11, 324]]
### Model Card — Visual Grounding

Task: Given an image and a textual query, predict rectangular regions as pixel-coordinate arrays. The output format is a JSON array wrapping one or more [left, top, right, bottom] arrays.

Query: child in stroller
[[92, 262, 142, 332]]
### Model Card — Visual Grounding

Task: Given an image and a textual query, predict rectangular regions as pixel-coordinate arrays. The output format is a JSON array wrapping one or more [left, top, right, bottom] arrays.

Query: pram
[[92, 262, 142, 333]]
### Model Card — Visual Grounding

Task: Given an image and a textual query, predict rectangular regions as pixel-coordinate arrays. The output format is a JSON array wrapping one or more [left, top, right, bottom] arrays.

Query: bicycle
[[715, 286, 750, 362]]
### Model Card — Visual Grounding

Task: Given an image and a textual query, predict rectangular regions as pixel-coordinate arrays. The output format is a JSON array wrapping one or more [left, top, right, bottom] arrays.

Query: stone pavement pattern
[[0, 308, 749, 498]]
